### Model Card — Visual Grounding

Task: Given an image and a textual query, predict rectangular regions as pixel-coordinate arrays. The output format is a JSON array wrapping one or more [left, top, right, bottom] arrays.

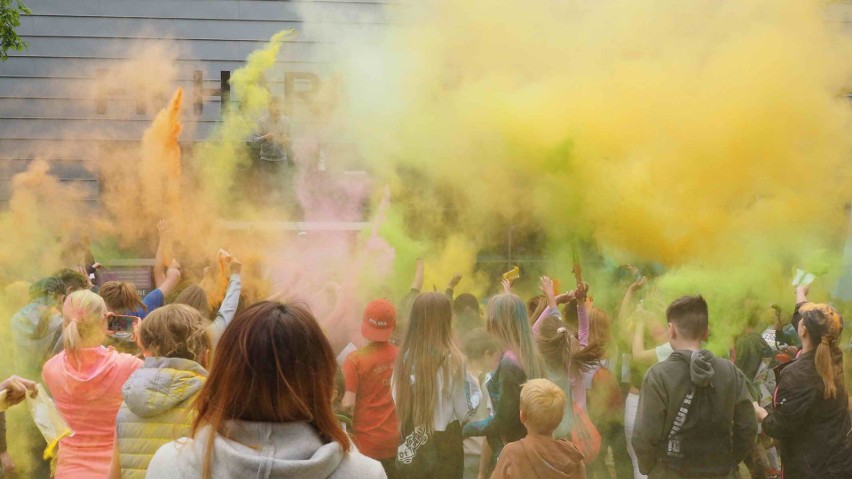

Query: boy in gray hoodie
[[632, 295, 758, 479]]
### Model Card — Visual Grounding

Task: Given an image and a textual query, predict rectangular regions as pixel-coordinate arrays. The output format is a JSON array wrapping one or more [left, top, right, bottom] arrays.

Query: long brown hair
[[587, 306, 611, 358], [527, 295, 547, 326], [191, 301, 348, 478], [393, 292, 466, 434], [800, 303, 844, 399], [536, 315, 602, 375]]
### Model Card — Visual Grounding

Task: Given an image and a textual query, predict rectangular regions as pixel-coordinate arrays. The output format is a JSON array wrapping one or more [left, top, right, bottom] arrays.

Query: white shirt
[[393, 365, 482, 432]]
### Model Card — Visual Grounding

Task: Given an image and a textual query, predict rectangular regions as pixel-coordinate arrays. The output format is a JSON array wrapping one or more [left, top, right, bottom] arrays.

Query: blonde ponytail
[[62, 290, 108, 364], [800, 303, 844, 400], [63, 320, 83, 357], [815, 335, 838, 399]]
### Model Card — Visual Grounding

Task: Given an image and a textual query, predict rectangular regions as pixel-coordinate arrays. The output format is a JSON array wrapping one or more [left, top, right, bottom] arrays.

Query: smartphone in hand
[[107, 314, 138, 333]]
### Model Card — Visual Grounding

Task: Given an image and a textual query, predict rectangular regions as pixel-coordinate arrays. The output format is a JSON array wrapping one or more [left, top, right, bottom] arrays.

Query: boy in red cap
[[342, 299, 400, 478]]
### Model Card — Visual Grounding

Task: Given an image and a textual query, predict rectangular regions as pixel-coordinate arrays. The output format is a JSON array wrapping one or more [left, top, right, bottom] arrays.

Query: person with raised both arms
[[631, 295, 757, 479]]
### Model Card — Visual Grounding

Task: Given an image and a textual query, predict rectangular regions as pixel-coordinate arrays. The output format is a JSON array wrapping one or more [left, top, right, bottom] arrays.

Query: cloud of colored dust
[[1, 2, 852, 471], [329, 0, 852, 350]]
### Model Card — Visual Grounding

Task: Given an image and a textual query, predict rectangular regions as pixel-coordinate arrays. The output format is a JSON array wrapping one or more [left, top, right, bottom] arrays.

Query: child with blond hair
[[42, 290, 143, 479], [491, 378, 586, 479]]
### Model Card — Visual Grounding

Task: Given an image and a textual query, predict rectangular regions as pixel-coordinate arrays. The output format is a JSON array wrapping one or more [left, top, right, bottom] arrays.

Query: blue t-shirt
[[131, 288, 164, 319]]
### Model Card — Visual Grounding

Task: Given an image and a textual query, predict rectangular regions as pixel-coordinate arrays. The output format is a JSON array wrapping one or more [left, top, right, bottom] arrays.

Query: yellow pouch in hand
[[26, 384, 73, 460]]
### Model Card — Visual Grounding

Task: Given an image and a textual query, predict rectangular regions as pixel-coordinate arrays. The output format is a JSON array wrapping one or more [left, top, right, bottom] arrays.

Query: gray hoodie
[[632, 349, 757, 479], [146, 420, 386, 479], [116, 357, 208, 479], [11, 299, 63, 377]]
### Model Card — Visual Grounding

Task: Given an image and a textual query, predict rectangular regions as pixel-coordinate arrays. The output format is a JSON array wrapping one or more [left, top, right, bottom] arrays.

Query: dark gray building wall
[[0, 0, 393, 206]]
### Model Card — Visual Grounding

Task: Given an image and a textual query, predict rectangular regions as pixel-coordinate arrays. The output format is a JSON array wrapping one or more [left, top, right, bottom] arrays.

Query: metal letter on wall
[[284, 72, 321, 113]]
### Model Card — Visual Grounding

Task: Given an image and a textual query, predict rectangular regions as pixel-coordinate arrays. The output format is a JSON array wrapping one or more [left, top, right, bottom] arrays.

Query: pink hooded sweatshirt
[[42, 346, 142, 479]]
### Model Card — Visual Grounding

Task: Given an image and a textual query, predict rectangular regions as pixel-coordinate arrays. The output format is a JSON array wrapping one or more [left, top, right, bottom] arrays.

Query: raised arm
[[157, 259, 182, 297], [532, 276, 563, 337], [153, 219, 171, 288], [618, 270, 647, 323], [795, 284, 809, 305], [576, 281, 590, 347], [446, 273, 462, 299], [632, 310, 658, 364], [212, 257, 242, 339], [411, 258, 425, 293], [501, 278, 512, 295], [397, 259, 424, 322]]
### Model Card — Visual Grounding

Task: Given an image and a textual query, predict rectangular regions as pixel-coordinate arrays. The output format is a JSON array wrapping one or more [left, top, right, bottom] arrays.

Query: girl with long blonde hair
[[393, 292, 481, 479], [42, 290, 143, 479], [463, 292, 545, 476]]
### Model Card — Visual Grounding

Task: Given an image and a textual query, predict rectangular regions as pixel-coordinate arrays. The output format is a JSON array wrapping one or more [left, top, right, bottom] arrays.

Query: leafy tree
[[1, 0, 30, 61]]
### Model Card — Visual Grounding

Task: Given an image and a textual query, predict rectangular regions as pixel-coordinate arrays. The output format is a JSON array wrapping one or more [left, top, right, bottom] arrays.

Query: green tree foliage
[[1, 0, 30, 61]]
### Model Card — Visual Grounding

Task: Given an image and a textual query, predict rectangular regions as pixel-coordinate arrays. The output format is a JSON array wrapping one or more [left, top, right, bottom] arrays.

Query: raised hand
[[230, 257, 242, 275], [630, 275, 647, 292], [575, 281, 590, 302], [157, 218, 170, 234], [539, 276, 555, 297], [556, 290, 576, 305], [502, 278, 513, 295]]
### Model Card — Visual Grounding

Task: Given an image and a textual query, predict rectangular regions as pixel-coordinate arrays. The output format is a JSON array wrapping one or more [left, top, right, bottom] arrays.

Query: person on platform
[[251, 96, 296, 207]]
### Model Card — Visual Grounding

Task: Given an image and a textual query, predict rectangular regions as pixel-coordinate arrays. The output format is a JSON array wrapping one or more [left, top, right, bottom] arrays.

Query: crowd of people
[[1, 232, 852, 479]]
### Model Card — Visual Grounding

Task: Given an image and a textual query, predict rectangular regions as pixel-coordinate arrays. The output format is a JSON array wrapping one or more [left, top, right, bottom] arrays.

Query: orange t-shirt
[[343, 341, 399, 460]]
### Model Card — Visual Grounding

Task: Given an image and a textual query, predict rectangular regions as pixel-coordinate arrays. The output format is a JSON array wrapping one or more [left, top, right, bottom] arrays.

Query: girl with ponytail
[[42, 290, 143, 479], [755, 286, 852, 479]]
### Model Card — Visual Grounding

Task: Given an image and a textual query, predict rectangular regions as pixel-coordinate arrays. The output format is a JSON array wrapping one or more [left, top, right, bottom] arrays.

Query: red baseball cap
[[362, 299, 396, 342]]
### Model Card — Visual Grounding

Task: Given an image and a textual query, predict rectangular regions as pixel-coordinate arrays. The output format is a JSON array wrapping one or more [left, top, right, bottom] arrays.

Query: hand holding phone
[[107, 314, 139, 334]]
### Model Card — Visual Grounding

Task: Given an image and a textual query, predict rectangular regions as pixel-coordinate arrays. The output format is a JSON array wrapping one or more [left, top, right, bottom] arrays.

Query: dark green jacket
[[632, 349, 757, 478]]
